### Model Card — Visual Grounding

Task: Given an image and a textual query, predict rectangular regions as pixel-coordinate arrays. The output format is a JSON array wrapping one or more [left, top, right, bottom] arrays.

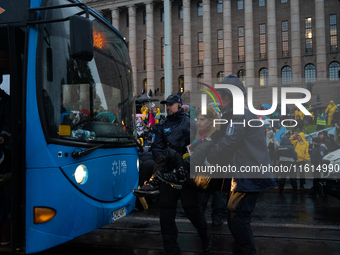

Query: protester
[[289, 133, 310, 189], [277, 137, 298, 195], [316, 111, 327, 131], [295, 115, 304, 132], [267, 130, 279, 166], [325, 100, 337, 126], [308, 137, 328, 196], [294, 105, 304, 121]]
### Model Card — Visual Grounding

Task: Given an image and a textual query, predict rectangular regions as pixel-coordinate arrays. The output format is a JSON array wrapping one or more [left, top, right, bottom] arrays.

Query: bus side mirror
[[70, 15, 93, 61]]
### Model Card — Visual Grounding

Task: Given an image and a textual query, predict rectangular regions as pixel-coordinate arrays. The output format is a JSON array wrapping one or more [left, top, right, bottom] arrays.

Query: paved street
[[39, 187, 340, 255]]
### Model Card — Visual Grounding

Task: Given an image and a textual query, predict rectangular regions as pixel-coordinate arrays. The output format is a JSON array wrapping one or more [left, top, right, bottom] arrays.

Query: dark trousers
[[278, 162, 298, 191], [296, 161, 306, 187], [198, 190, 224, 222], [159, 182, 210, 255], [226, 192, 259, 255]]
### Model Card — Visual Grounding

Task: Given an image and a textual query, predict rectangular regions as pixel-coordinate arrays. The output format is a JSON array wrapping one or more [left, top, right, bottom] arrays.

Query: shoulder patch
[[164, 128, 171, 133], [226, 124, 234, 136]]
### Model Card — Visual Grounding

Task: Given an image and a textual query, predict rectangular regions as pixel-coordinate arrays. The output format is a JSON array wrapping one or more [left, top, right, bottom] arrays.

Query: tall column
[[267, 0, 277, 85], [290, 0, 302, 84], [111, 8, 119, 31], [169, 2, 173, 92], [164, 0, 172, 97], [203, 0, 212, 86], [128, 5, 137, 95], [183, 0, 192, 92], [145, 1, 155, 92], [223, 0, 232, 76], [315, 0, 327, 80], [244, 0, 254, 86]]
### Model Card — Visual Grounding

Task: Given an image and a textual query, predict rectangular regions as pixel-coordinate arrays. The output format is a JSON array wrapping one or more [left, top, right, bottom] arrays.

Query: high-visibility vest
[[317, 116, 326, 126]]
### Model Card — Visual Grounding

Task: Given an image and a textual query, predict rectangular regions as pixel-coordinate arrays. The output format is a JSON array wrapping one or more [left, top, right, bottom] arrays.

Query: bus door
[[0, 25, 25, 253]]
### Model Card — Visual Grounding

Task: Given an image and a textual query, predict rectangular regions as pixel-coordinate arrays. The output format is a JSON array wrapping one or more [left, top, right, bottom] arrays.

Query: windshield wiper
[[72, 144, 104, 158]]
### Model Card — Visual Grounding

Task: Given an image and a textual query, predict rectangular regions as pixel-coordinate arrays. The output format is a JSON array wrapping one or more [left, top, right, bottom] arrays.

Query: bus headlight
[[137, 158, 139, 171], [74, 164, 88, 184]]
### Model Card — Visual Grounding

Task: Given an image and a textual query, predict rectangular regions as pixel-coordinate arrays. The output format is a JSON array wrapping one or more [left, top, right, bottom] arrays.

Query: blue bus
[[0, 0, 138, 253]]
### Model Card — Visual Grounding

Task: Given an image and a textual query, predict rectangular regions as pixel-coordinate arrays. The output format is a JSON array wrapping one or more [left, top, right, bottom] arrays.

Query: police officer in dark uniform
[[139, 94, 211, 254]]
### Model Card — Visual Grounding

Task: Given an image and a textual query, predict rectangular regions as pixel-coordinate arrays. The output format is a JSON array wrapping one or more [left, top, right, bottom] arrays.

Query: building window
[[161, 37, 164, 69], [143, 11, 146, 25], [217, 0, 223, 13], [259, 24, 266, 59], [198, 32, 204, 65], [304, 64, 316, 82], [178, 5, 183, 19], [259, 0, 265, 7], [197, 73, 204, 87], [143, 79, 147, 93], [126, 13, 129, 27], [237, 0, 244, 10], [144, 40, 147, 70], [281, 66, 292, 84], [179, 75, 184, 93], [259, 68, 268, 86], [161, 8, 164, 22], [305, 17, 313, 54], [238, 69, 246, 86], [217, 30, 224, 63], [198, 2, 203, 16], [329, 61, 340, 81], [330, 14, 338, 52], [281, 0, 287, 3], [238, 27, 245, 61], [161, 77, 165, 94], [217, 72, 225, 83], [127, 42, 129, 53], [282, 21, 289, 56], [179, 35, 184, 67]]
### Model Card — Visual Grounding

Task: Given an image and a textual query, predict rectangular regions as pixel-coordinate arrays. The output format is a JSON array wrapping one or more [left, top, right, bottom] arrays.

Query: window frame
[[238, 26, 245, 61], [198, 32, 204, 65], [305, 17, 313, 54], [259, 23, 267, 59]]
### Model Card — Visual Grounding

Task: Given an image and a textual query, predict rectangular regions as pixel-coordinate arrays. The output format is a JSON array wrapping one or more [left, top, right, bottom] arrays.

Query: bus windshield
[[37, 0, 135, 144]]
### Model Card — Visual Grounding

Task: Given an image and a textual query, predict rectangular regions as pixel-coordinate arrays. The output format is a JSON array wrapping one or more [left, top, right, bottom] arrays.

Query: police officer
[[134, 94, 210, 254], [206, 75, 275, 255]]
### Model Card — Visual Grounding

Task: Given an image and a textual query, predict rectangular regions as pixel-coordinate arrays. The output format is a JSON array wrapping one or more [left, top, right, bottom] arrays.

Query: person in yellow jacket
[[325, 100, 337, 126], [141, 105, 149, 120], [155, 108, 161, 124], [289, 132, 310, 189], [294, 106, 304, 120], [308, 105, 315, 124]]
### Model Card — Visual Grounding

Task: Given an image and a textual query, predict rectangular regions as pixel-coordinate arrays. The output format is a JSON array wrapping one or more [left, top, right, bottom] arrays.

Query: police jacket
[[151, 110, 196, 160], [207, 105, 275, 192], [276, 137, 298, 163]]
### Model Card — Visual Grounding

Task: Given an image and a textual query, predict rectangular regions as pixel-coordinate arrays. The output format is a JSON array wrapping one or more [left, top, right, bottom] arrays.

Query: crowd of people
[[134, 75, 275, 255], [132, 74, 340, 255]]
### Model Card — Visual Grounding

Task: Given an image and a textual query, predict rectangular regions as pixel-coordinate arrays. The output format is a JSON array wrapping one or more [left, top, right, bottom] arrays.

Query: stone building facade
[[83, 0, 340, 106]]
